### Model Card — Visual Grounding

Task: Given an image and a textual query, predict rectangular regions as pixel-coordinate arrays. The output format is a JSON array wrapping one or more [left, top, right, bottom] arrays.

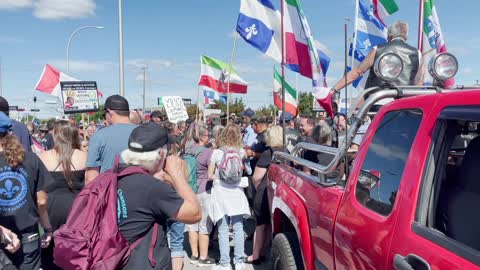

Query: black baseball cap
[[105, 95, 129, 111], [252, 116, 268, 124], [150, 110, 164, 119], [0, 96, 9, 115], [128, 122, 175, 152]]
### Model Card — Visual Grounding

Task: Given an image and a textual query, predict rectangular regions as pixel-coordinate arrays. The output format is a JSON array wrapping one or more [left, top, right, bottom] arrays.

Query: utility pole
[[141, 66, 147, 114], [118, 0, 125, 96]]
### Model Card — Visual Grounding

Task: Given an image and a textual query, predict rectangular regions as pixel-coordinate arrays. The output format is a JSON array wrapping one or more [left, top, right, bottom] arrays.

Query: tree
[[298, 91, 314, 116], [186, 104, 199, 119], [212, 97, 245, 115], [255, 104, 276, 117], [73, 105, 105, 123]]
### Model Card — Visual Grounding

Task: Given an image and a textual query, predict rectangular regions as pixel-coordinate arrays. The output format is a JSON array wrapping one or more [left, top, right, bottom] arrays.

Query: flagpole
[[281, 0, 286, 151], [344, 18, 350, 176], [226, 32, 239, 124], [417, 0, 425, 52], [351, 0, 359, 70], [195, 85, 201, 122]]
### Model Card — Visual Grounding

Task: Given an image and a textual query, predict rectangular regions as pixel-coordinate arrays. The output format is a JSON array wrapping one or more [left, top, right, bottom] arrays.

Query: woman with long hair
[[0, 112, 53, 270], [39, 120, 87, 270], [208, 124, 250, 270], [247, 126, 283, 264]]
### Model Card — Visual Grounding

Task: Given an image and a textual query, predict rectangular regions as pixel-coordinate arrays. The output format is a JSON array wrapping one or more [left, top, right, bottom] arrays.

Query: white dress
[[209, 148, 251, 224]]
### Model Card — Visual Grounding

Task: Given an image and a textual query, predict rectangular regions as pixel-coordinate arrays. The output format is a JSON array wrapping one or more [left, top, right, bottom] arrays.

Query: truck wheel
[[272, 232, 304, 270]]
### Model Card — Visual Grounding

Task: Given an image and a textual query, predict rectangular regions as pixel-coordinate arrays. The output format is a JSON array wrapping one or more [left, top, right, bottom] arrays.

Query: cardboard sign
[[60, 81, 99, 114], [162, 96, 189, 123]]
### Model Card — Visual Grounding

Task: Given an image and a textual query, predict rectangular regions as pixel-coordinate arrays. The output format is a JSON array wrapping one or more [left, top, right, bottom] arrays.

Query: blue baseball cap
[[0, 112, 12, 133], [279, 112, 293, 122]]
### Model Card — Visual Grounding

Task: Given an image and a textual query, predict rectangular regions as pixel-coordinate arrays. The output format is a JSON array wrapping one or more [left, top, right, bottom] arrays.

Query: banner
[[60, 81, 99, 114], [203, 109, 222, 118], [162, 96, 189, 123]]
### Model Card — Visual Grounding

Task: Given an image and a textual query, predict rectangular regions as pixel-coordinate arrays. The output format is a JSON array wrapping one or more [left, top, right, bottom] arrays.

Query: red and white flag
[[35, 64, 103, 97]]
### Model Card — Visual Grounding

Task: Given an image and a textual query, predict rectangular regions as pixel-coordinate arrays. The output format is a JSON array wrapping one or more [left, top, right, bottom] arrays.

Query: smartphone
[[1, 232, 12, 245]]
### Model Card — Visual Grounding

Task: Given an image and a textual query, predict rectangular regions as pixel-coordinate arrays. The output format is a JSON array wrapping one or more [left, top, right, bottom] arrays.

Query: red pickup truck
[[268, 54, 480, 270]]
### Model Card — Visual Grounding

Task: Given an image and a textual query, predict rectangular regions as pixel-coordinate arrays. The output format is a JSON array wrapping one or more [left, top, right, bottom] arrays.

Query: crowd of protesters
[[0, 92, 368, 270]]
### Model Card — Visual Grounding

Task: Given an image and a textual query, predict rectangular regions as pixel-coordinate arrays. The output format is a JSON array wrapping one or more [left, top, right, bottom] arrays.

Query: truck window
[[355, 110, 422, 216], [415, 107, 480, 262]]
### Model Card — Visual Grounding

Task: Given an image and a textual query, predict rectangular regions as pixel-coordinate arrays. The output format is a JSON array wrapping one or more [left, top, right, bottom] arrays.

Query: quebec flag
[[349, 0, 388, 89], [236, 0, 282, 63]]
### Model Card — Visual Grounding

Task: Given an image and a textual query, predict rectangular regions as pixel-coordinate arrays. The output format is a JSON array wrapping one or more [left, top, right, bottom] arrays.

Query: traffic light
[[33, 96, 37, 103]]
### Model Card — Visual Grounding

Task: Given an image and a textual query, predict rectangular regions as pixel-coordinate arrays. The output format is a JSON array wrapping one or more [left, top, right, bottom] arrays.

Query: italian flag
[[373, 0, 399, 26], [284, 0, 328, 79], [422, 0, 454, 87], [273, 68, 298, 116], [198, 55, 248, 94], [284, 0, 333, 118]]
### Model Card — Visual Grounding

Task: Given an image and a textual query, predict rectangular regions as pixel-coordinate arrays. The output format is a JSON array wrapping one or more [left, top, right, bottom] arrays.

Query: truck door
[[333, 108, 424, 270], [388, 99, 480, 269]]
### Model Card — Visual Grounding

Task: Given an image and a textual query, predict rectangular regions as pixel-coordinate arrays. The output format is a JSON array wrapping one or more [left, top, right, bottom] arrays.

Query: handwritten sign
[[162, 96, 189, 123], [60, 81, 99, 114]]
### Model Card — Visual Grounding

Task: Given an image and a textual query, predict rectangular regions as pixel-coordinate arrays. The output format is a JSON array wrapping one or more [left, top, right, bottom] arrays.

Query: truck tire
[[272, 232, 304, 270]]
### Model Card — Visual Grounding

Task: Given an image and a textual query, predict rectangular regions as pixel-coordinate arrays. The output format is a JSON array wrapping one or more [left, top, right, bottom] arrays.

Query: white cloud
[[0, 0, 32, 10], [0, 0, 96, 19], [461, 67, 473, 75], [47, 60, 116, 72], [33, 0, 96, 20], [0, 36, 24, 44], [314, 40, 330, 55], [127, 59, 174, 69]]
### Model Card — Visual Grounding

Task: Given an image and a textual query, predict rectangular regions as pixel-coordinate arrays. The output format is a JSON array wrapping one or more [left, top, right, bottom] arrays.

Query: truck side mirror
[[358, 169, 381, 190]]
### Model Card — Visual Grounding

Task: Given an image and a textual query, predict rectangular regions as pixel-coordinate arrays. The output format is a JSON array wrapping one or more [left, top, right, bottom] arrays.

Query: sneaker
[[235, 262, 246, 270], [211, 264, 232, 270], [189, 255, 199, 264], [197, 257, 216, 267]]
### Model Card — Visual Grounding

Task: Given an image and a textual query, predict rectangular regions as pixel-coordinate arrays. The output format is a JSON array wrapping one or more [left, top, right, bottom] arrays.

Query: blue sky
[[0, 0, 477, 118]]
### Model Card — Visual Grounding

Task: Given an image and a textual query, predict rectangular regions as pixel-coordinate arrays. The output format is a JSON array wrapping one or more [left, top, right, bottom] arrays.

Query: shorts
[[187, 192, 213, 234]]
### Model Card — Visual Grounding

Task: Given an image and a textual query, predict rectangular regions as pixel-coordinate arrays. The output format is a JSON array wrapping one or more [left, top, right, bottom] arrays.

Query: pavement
[[183, 218, 271, 270]]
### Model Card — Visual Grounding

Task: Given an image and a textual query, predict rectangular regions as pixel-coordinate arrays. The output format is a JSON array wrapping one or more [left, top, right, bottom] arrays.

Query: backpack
[[53, 156, 159, 270], [183, 146, 205, 193], [217, 148, 244, 184]]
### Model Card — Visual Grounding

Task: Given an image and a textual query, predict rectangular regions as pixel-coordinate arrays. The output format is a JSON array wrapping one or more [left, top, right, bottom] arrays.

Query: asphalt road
[[183, 218, 271, 270]]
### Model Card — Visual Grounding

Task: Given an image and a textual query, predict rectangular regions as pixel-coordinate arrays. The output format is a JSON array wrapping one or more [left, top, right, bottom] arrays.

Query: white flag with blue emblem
[[350, 0, 388, 89], [236, 0, 282, 63]]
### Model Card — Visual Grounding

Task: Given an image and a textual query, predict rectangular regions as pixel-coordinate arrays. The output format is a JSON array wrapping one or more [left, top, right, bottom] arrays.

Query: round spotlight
[[373, 53, 404, 82], [428, 52, 458, 82]]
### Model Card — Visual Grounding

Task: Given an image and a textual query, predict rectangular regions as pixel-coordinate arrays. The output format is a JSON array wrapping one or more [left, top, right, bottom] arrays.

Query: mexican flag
[[373, 0, 399, 26], [422, 0, 454, 87], [273, 68, 298, 116], [198, 55, 248, 94]]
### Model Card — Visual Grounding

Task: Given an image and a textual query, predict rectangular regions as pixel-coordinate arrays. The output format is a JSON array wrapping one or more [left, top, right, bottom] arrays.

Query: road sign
[[182, 98, 192, 106]]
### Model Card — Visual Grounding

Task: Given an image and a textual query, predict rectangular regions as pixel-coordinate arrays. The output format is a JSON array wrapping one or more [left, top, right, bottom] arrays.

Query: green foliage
[[186, 104, 199, 119], [212, 97, 245, 115], [255, 104, 277, 117], [298, 91, 313, 116], [73, 105, 105, 123]]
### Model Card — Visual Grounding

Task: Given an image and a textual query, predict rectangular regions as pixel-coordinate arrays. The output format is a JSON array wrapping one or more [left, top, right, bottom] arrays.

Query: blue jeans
[[218, 215, 245, 266], [167, 220, 185, 258]]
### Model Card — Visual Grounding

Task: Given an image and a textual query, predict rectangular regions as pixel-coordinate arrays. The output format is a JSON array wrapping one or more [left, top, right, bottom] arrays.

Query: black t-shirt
[[256, 147, 283, 169], [117, 173, 184, 244], [303, 136, 334, 166], [253, 131, 268, 154], [0, 152, 53, 234]]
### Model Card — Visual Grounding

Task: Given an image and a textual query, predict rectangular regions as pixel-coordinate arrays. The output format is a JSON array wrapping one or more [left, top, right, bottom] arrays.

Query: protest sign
[[60, 81, 99, 114], [162, 96, 189, 123], [203, 109, 221, 118]]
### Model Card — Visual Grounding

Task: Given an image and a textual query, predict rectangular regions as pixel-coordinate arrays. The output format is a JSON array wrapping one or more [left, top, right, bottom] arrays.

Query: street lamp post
[[66, 26, 104, 73]]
